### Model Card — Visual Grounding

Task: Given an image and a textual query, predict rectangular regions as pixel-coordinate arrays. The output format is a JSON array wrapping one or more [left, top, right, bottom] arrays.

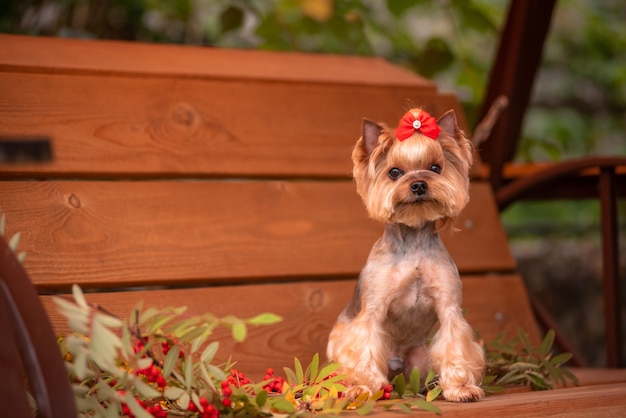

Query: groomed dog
[[326, 108, 485, 402]]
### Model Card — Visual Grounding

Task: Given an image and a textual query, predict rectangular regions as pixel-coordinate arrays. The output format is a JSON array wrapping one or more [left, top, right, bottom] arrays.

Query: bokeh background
[[2, 0, 625, 366]]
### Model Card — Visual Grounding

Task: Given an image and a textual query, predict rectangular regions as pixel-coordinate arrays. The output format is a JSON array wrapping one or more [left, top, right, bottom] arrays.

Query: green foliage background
[[1, 0, 623, 162], [2, 0, 624, 365]]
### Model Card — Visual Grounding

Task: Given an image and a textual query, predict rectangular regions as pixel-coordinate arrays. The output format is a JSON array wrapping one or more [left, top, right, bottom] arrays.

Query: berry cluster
[[187, 396, 219, 418], [381, 384, 393, 400], [119, 391, 167, 418], [136, 363, 167, 389], [262, 368, 286, 393], [161, 337, 183, 358], [224, 369, 251, 387]]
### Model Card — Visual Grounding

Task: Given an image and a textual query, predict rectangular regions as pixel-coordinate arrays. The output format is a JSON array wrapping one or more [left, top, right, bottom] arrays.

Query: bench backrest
[[0, 34, 540, 379]]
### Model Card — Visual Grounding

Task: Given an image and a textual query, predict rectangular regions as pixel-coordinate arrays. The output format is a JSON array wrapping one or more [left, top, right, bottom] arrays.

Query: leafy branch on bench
[[52, 285, 579, 418], [54, 285, 445, 417], [482, 328, 579, 392]]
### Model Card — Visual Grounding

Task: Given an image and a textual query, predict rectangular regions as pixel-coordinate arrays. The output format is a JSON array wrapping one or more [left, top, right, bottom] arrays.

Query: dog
[[326, 108, 485, 402]]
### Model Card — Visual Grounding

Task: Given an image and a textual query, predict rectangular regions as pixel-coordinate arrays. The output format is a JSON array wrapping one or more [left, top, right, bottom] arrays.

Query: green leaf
[[136, 357, 152, 370], [393, 373, 406, 397], [356, 400, 375, 415], [424, 369, 437, 387], [163, 345, 180, 378], [527, 372, 553, 390], [409, 367, 421, 394], [177, 393, 190, 410], [206, 363, 227, 381], [184, 355, 193, 390], [540, 330, 556, 358], [247, 313, 283, 326], [517, 327, 534, 354], [138, 306, 158, 325], [255, 390, 268, 408], [232, 321, 247, 342], [294, 357, 304, 384], [397, 402, 412, 413], [509, 362, 542, 371], [426, 385, 442, 402], [270, 399, 296, 413], [133, 378, 161, 399], [164, 386, 185, 400], [283, 367, 297, 385], [411, 399, 442, 414], [550, 352, 573, 367], [201, 341, 219, 363], [94, 312, 123, 328], [315, 362, 340, 383], [72, 284, 89, 309], [560, 367, 579, 386], [307, 352, 320, 382], [481, 375, 497, 385]]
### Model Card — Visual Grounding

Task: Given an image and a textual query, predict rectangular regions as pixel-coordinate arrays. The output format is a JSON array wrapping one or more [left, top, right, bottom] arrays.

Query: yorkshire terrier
[[327, 108, 485, 402]]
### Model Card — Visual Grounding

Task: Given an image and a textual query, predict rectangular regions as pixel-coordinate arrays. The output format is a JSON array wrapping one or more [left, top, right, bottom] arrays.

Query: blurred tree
[[1, 0, 623, 162], [1, 0, 624, 367]]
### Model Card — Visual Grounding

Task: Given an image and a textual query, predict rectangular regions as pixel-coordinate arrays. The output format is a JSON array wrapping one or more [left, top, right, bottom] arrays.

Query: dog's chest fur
[[376, 223, 451, 345]]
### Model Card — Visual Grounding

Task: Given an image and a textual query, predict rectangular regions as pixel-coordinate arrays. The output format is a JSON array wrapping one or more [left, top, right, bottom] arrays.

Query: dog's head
[[352, 109, 473, 228]]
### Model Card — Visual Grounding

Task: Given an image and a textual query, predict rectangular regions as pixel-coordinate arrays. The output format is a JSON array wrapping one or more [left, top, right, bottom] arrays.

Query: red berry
[[222, 398, 232, 408], [222, 386, 232, 397]]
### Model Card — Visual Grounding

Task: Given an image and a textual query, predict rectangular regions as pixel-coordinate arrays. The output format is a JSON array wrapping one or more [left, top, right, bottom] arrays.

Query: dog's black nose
[[410, 181, 428, 195]]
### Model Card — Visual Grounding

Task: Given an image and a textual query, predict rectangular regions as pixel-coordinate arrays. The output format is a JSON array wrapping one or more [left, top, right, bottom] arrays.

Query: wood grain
[[422, 383, 626, 417], [0, 72, 477, 178], [0, 34, 434, 87], [39, 274, 538, 380], [0, 181, 514, 289]]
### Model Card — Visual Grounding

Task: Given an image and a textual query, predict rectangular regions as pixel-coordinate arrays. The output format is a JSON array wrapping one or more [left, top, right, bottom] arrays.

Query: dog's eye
[[429, 164, 442, 174], [388, 167, 404, 180]]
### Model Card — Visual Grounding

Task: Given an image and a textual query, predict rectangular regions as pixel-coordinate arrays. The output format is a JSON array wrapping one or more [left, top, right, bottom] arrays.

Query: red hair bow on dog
[[395, 109, 440, 141]]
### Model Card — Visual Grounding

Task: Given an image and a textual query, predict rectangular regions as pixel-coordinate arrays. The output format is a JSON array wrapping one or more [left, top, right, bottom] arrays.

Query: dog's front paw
[[343, 385, 372, 400], [442, 384, 484, 402]]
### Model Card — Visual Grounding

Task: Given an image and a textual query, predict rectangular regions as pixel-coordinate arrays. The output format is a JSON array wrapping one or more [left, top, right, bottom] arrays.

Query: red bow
[[394, 110, 440, 141]]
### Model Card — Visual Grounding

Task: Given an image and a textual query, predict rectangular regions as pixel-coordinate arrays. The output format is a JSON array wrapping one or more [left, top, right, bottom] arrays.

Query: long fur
[[327, 109, 485, 402]]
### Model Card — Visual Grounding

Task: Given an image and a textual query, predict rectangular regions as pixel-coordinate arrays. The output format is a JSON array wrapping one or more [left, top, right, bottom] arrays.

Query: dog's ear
[[361, 118, 382, 155], [437, 110, 458, 137], [438, 109, 474, 167]]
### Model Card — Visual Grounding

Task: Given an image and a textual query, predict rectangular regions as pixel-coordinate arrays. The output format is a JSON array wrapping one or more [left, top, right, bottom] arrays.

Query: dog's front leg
[[428, 269, 485, 402], [327, 265, 399, 397], [328, 312, 389, 398]]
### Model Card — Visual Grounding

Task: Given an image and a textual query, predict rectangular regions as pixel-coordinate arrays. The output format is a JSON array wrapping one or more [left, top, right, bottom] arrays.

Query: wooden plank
[[425, 383, 626, 417], [39, 274, 538, 380], [0, 181, 515, 289], [0, 34, 434, 87], [572, 367, 626, 386], [0, 72, 476, 178]]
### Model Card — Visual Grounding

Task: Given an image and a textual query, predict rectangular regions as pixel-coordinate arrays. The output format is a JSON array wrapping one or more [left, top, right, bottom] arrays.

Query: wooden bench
[[1, 34, 625, 416]]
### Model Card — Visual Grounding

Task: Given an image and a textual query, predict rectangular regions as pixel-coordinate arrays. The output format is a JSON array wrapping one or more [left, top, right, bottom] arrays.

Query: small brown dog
[[326, 108, 485, 402]]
